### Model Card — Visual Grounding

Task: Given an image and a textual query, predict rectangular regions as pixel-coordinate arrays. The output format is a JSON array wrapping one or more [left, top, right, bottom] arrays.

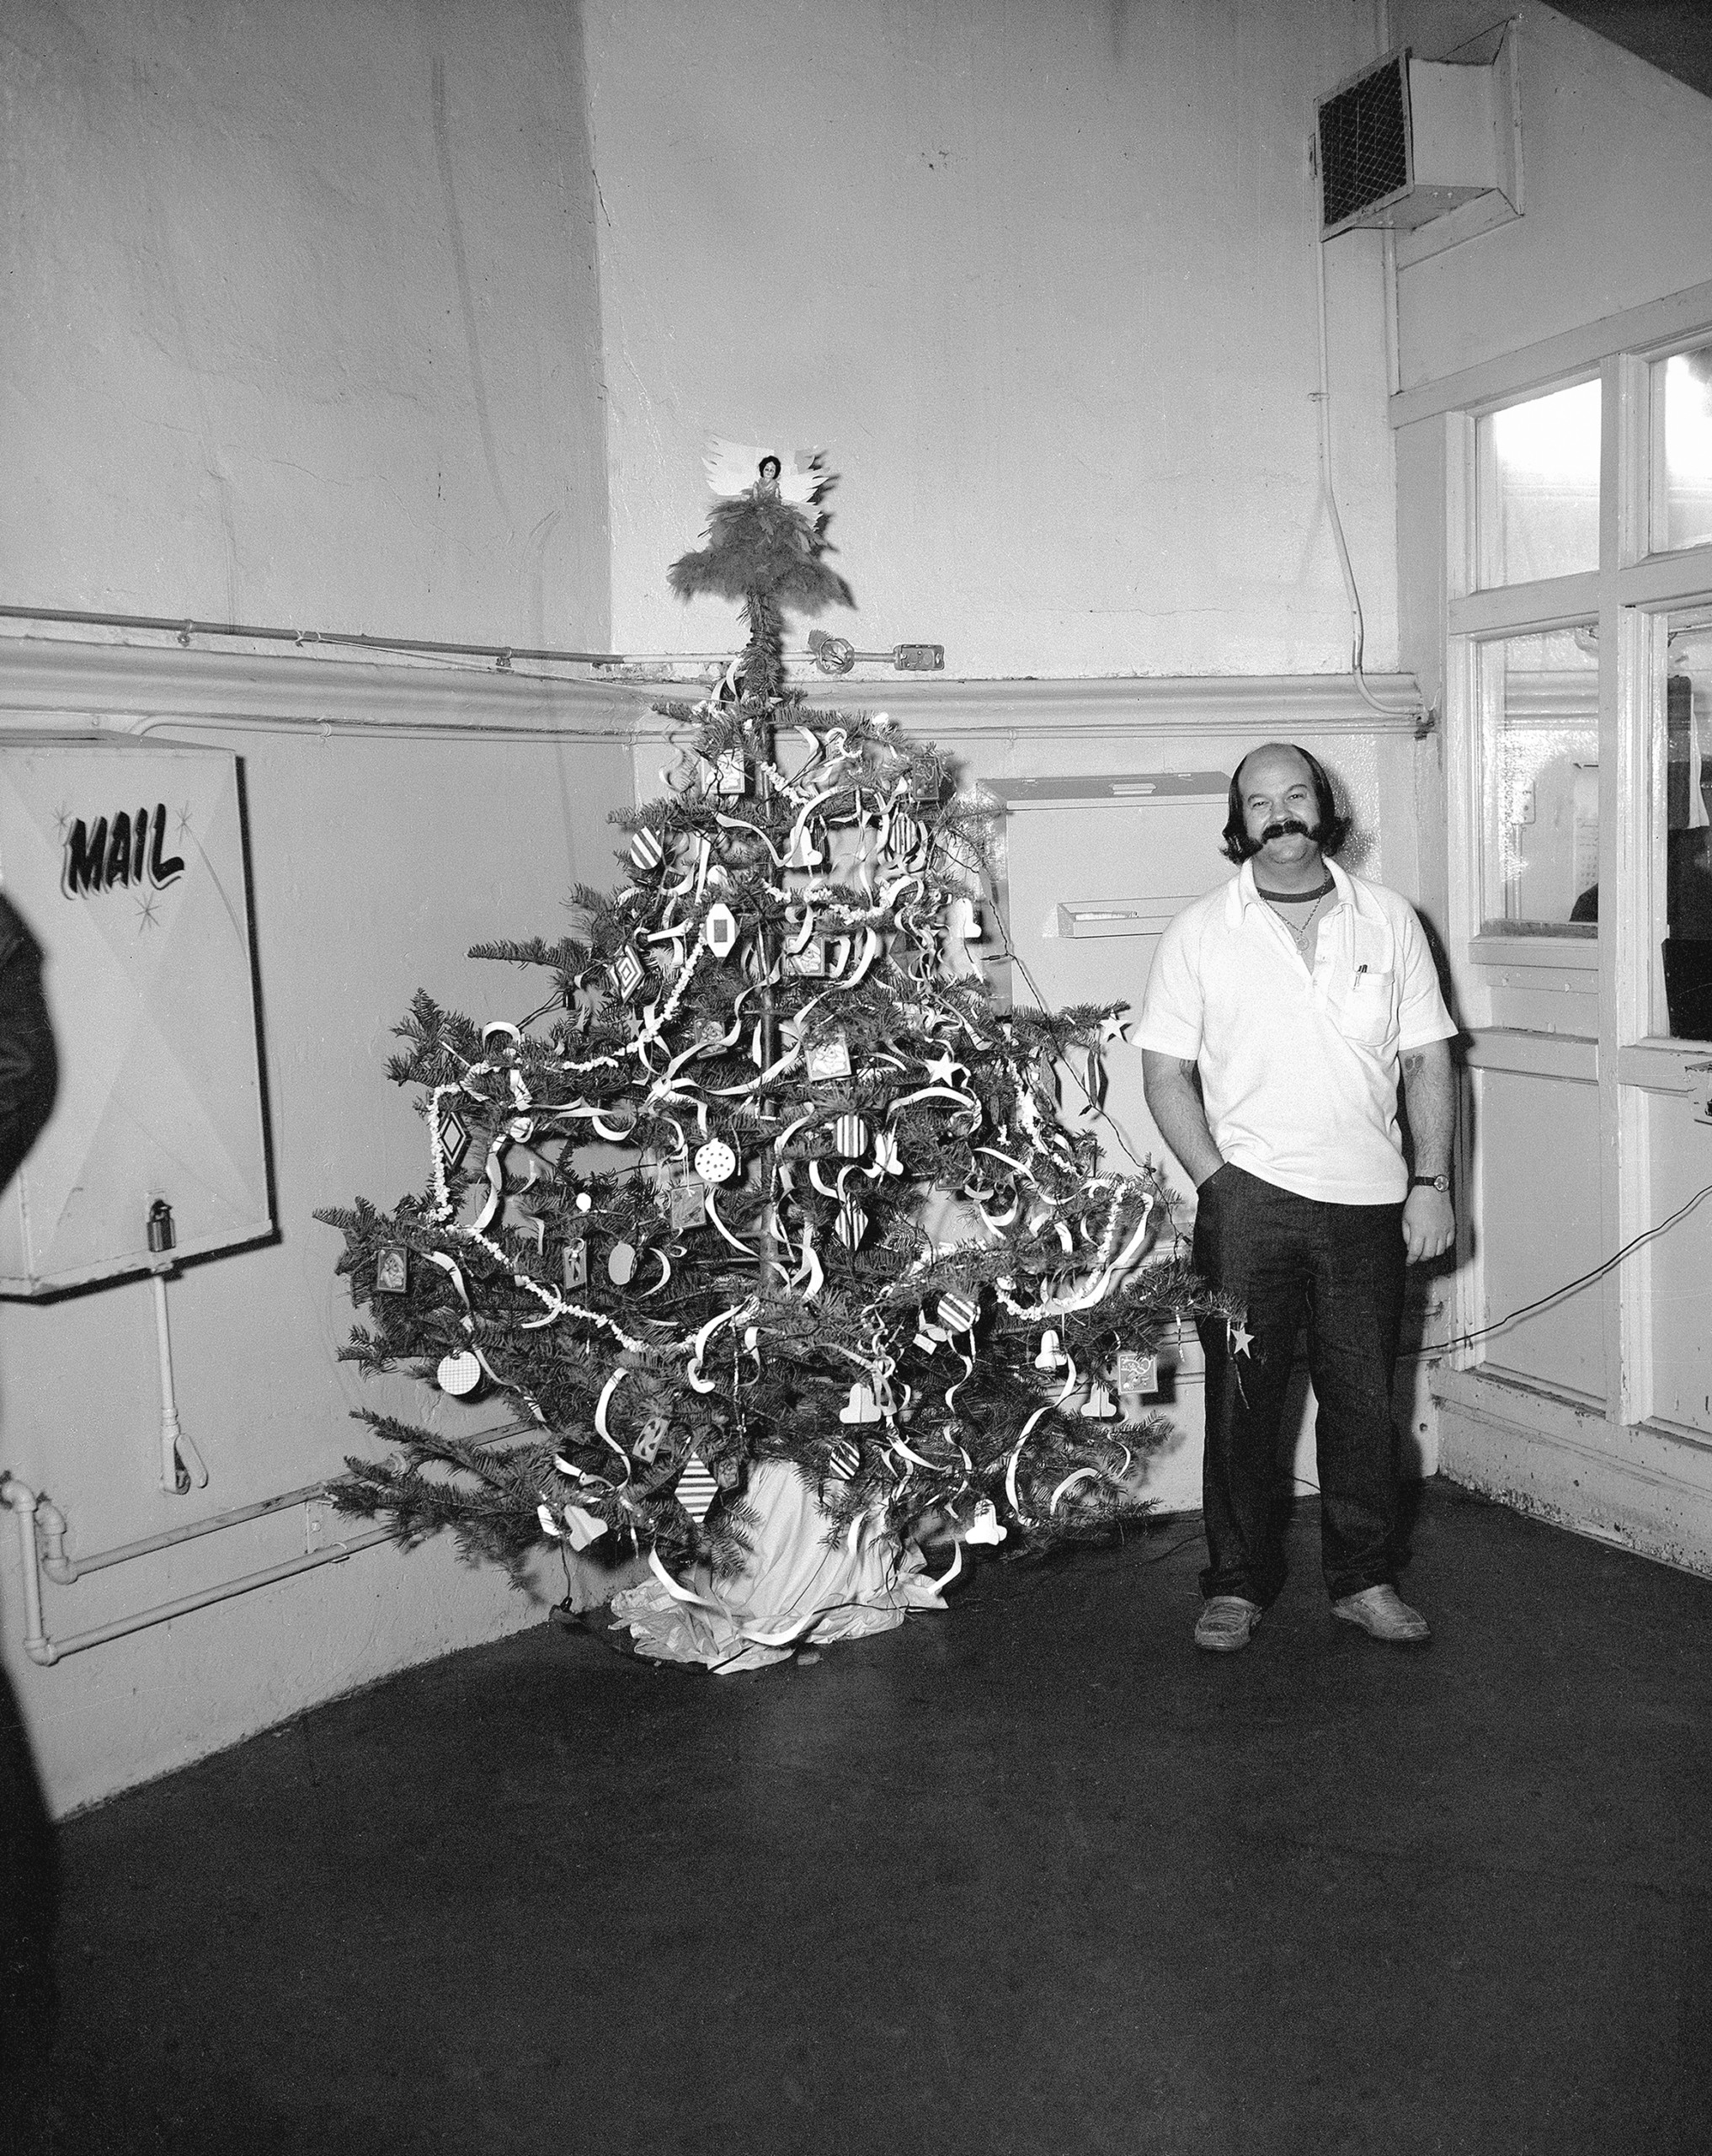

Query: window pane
[[1657, 347, 1712, 554], [1656, 616, 1712, 1041], [1476, 380, 1602, 587], [1478, 629, 1599, 933]]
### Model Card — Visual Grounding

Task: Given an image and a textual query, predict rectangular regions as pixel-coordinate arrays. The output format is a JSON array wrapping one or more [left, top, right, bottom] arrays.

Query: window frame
[[1440, 328, 1712, 1422]]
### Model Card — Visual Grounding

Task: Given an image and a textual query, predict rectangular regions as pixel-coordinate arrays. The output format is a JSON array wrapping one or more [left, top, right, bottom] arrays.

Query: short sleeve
[[1135, 910, 1205, 1062], [1394, 903, 1456, 1051]]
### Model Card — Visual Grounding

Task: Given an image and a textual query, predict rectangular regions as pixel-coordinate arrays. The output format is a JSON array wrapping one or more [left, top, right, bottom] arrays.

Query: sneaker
[[1331, 1583, 1431, 1646], [1194, 1595, 1262, 1653]]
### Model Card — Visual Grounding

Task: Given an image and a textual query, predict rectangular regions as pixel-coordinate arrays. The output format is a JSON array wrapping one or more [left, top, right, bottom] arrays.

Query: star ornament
[[1227, 1317, 1254, 1358]]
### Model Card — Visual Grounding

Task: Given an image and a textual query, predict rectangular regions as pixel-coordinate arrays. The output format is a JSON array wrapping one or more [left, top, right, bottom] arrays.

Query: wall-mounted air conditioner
[[1316, 24, 1520, 241]]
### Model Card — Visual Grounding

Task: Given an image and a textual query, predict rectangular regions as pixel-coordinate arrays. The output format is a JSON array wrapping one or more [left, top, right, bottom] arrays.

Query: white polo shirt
[[1136, 859, 1456, 1205]]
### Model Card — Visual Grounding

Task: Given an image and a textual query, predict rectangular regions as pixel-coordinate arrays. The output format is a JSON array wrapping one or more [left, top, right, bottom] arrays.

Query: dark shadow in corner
[[1392, 903, 1472, 1572], [0, 1660, 59, 2126]]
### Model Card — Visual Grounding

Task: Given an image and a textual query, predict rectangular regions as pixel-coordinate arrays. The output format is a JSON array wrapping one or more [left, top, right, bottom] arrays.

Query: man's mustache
[[1260, 818, 1318, 844]]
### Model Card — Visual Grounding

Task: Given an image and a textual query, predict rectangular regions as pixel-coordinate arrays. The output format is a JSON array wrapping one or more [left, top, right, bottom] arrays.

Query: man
[[1138, 743, 1455, 1652]]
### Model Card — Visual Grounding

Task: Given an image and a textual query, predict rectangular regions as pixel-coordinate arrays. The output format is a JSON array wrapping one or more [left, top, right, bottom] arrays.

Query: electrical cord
[[1442, 1176, 1712, 1354], [1308, 139, 1426, 728]]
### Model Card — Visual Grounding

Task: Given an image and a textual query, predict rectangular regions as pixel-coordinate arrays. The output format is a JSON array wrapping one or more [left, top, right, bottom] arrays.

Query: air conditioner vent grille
[[1318, 55, 1410, 232]]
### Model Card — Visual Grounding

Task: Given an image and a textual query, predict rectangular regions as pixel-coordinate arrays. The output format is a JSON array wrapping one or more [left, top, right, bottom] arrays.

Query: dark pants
[[1192, 1164, 1405, 1608]]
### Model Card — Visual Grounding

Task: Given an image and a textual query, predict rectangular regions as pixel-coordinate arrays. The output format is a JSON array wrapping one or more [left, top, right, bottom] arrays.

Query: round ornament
[[694, 1138, 738, 1185], [436, 1350, 483, 1397], [937, 1290, 979, 1336], [606, 1241, 637, 1287]]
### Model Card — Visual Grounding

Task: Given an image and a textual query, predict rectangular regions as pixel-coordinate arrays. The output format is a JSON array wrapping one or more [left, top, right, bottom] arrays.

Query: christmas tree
[[318, 447, 1224, 1659]]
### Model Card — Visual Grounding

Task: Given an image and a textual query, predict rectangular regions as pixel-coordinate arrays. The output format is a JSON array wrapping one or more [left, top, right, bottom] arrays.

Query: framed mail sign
[[0, 737, 272, 1294]]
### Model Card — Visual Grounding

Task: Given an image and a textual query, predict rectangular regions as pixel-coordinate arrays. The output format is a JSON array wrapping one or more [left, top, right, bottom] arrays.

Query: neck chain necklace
[[1261, 881, 1334, 960]]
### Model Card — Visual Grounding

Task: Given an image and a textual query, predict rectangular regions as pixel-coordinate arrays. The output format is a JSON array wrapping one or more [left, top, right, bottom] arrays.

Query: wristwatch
[[1409, 1173, 1450, 1193]]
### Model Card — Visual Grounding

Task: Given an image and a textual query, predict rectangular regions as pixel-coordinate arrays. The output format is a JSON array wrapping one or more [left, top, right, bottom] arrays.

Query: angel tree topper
[[669, 439, 855, 656]]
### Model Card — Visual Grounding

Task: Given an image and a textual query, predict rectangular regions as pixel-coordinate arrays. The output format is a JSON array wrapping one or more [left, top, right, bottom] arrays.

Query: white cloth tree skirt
[[610, 1461, 952, 1674]]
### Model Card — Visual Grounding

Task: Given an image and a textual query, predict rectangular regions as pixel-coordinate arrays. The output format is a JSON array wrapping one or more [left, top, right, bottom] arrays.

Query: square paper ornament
[[669, 1178, 708, 1232], [635, 1413, 672, 1464], [787, 938, 828, 979], [611, 945, 646, 1001], [712, 750, 749, 798], [562, 1238, 587, 1291], [805, 1031, 852, 1082], [1116, 1349, 1159, 1398], [374, 1246, 408, 1295]]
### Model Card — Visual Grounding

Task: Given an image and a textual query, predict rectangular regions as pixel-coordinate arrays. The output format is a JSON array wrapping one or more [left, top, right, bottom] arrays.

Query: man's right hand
[[1140, 1049, 1225, 1189]]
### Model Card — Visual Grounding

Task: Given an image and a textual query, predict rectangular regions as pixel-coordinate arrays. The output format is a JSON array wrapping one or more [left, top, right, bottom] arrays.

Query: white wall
[[584, 0, 1400, 680], [1, 0, 610, 648], [0, 0, 628, 1817], [0, 655, 637, 1820], [1392, 1, 1712, 390]]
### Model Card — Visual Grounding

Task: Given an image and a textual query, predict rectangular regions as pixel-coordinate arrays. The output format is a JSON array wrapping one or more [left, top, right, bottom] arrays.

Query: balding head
[[1221, 743, 1349, 865]]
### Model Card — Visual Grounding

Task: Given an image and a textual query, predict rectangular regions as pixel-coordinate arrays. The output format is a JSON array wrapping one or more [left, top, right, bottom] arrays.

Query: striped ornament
[[675, 1455, 719, 1525], [937, 1290, 979, 1336], [836, 1198, 868, 1250], [888, 813, 924, 858], [833, 1113, 869, 1159], [629, 827, 664, 870]]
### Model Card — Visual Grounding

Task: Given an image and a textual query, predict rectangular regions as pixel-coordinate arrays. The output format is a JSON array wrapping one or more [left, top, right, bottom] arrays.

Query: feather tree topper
[[668, 438, 856, 617]]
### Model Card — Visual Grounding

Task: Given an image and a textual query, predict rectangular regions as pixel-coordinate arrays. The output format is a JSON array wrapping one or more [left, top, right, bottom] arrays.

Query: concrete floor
[[3, 1481, 1709, 2155]]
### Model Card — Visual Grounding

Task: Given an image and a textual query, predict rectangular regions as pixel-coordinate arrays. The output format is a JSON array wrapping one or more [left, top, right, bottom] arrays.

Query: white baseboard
[[1434, 1367, 1712, 1577]]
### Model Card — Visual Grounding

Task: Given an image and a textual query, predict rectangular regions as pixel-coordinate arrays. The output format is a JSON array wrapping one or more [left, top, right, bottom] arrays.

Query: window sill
[[1469, 932, 1598, 972], [1614, 1039, 1712, 1091]]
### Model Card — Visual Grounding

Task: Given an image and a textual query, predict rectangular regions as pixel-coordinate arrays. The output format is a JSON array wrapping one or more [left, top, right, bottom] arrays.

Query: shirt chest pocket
[[1331, 967, 1396, 1051]]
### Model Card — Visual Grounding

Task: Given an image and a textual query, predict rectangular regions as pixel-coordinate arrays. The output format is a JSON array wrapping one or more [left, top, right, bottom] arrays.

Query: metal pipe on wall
[[0, 1473, 393, 1666], [0, 1428, 534, 1662]]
